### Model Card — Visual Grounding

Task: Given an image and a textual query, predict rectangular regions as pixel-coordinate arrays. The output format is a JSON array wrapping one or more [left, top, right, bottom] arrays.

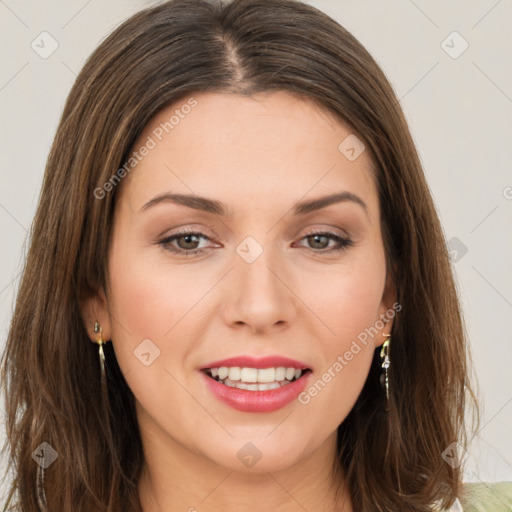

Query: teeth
[[228, 367, 241, 381], [258, 382, 281, 391], [275, 367, 286, 381], [207, 366, 306, 385], [285, 367, 295, 381], [222, 379, 288, 391], [240, 367, 258, 383], [258, 368, 276, 383], [218, 367, 229, 380]]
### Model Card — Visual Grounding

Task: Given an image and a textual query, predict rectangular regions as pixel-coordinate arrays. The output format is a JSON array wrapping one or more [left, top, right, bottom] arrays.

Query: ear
[[374, 268, 398, 348], [80, 287, 113, 342]]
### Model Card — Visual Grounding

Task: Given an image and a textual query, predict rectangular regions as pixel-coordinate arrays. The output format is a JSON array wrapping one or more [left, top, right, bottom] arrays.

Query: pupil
[[309, 234, 327, 249], [181, 234, 198, 249]]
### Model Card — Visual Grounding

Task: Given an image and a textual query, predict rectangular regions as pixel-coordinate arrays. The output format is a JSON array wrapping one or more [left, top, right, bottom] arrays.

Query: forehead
[[118, 90, 378, 217]]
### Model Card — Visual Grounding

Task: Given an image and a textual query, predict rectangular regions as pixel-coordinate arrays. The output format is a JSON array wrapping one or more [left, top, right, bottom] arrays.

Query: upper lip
[[199, 355, 311, 370]]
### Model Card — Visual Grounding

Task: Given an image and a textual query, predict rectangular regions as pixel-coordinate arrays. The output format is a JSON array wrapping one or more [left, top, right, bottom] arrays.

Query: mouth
[[201, 366, 312, 391], [199, 355, 313, 412]]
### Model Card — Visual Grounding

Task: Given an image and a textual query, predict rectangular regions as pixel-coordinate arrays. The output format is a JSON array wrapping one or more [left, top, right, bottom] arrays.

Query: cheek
[[294, 251, 385, 418], [107, 233, 201, 340], [297, 277, 381, 428], [298, 251, 386, 349], [105, 234, 186, 381], [105, 231, 225, 413], [298, 341, 375, 431], [105, 247, 197, 427]]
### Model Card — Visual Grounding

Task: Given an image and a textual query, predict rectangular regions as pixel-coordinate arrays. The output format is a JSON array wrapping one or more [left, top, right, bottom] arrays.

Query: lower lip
[[201, 371, 312, 413]]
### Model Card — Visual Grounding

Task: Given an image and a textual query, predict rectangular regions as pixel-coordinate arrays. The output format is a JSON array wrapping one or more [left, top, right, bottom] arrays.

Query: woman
[[1, 0, 511, 510]]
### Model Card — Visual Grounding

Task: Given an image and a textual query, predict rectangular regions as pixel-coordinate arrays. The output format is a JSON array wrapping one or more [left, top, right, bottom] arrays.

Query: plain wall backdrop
[[0, 0, 511, 501]]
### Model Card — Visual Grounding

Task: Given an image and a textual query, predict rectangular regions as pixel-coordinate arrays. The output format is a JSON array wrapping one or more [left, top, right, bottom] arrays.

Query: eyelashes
[[155, 228, 353, 257]]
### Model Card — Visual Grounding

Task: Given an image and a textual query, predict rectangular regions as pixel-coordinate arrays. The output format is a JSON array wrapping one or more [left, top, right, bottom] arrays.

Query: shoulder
[[451, 481, 512, 512]]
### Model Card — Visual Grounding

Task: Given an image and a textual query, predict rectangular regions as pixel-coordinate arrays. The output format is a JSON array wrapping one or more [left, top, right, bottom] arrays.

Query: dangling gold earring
[[94, 321, 107, 396], [380, 334, 391, 406], [32, 322, 109, 511]]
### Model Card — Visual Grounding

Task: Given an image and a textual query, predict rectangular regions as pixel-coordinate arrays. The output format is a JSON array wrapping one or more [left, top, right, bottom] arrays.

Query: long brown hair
[[1, 0, 478, 510]]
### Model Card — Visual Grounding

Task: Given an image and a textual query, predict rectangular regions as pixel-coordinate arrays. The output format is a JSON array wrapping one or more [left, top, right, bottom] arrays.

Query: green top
[[441, 482, 512, 511]]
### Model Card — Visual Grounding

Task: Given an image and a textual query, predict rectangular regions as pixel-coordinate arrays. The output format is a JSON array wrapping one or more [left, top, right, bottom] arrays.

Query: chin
[[200, 434, 313, 474]]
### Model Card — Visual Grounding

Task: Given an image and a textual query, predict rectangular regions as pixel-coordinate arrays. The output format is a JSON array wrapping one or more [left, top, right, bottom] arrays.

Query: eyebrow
[[140, 191, 368, 217]]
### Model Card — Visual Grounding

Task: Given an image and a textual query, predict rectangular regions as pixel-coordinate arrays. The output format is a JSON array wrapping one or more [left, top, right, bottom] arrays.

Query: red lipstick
[[199, 354, 312, 413], [200, 355, 310, 370]]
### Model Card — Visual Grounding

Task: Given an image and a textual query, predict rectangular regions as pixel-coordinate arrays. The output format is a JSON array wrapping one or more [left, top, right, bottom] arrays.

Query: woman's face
[[88, 91, 395, 474]]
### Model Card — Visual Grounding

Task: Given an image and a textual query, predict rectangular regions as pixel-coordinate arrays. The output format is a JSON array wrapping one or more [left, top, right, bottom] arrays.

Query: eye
[[156, 229, 213, 257], [296, 231, 353, 252]]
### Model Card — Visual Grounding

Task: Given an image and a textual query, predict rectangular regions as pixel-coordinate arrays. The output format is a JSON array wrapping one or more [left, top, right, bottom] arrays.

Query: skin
[[83, 90, 396, 512]]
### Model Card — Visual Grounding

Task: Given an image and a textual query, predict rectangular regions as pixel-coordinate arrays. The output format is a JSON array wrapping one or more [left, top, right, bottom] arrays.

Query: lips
[[201, 370, 311, 412], [199, 354, 313, 412], [199, 355, 311, 370]]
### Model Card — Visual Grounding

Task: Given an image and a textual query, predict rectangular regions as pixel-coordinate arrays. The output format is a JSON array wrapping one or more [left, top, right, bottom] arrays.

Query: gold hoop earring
[[94, 321, 107, 396], [380, 334, 391, 406]]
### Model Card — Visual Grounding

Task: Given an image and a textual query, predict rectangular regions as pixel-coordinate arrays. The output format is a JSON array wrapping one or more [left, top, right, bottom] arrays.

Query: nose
[[221, 242, 297, 335]]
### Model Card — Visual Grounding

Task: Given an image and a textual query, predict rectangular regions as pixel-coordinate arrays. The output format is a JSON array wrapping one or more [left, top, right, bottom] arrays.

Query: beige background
[[0, 0, 511, 500]]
